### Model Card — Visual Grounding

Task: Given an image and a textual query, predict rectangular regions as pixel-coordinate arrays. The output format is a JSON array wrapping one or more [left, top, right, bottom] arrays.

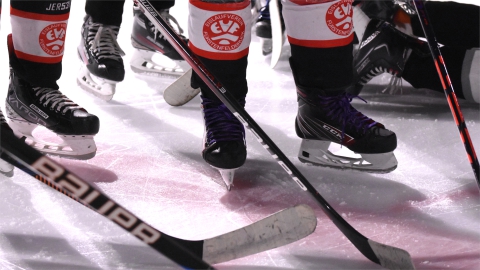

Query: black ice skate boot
[[352, 19, 428, 95], [0, 109, 14, 177], [201, 96, 246, 190], [130, 5, 189, 76], [296, 86, 398, 173], [77, 15, 125, 101], [6, 67, 100, 160]]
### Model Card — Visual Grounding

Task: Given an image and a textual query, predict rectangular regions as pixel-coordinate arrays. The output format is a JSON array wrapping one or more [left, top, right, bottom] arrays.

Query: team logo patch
[[203, 13, 245, 51], [326, 0, 353, 36], [39, 23, 67, 56]]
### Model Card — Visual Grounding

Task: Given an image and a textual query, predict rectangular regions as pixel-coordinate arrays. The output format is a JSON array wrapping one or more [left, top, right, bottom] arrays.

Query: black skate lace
[[33, 87, 82, 114], [202, 97, 245, 145], [320, 93, 377, 137], [258, 3, 270, 19], [87, 23, 125, 61]]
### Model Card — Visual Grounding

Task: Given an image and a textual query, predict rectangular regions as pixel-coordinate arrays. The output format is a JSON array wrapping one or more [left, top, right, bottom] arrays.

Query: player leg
[[130, 0, 190, 77], [189, 0, 252, 189], [6, 0, 99, 160], [283, 0, 397, 173], [77, 0, 126, 100]]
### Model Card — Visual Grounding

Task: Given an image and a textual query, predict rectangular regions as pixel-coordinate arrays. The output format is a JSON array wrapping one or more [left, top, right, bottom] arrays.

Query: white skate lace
[[0, 109, 7, 125], [361, 66, 404, 95], [150, 10, 185, 41], [33, 87, 82, 114], [87, 23, 125, 61]]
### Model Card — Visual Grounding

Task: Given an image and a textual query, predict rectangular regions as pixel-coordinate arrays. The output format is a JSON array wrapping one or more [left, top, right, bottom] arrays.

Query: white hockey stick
[[270, 0, 284, 68], [163, 68, 200, 106]]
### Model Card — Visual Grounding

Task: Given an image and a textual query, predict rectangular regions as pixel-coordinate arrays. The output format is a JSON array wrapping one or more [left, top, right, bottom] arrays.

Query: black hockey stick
[[135, 0, 415, 269], [410, 0, 479, 187], [0, 124, 318, 267], [0, 126, 212, 270]]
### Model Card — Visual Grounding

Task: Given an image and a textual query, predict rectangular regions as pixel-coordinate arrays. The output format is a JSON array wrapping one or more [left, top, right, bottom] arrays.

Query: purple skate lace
[[201, 97, 245, 145], [319, 93, 377, 138]]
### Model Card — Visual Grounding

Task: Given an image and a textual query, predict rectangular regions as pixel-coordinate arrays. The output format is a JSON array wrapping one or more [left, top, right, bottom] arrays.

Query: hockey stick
[[411, 0, 479, 187], [163, 68, 200, 106], [0, 125, 317, 267], [136, 0, 415, 269], [270, 0, 283, 68]]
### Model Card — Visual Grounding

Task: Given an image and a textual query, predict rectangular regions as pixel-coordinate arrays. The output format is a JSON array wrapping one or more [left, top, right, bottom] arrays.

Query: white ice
[[0, 0, 479, 269]]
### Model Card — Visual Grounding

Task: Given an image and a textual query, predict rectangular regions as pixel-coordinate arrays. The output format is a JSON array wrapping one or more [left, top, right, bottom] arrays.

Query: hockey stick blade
[[202, 204, 317, 264], [163, 68, 200, 106], [270, 0, 283, 69], [411, 0, 479, 187], [0, 125, 317, 266], [136, 0, 415, 268]]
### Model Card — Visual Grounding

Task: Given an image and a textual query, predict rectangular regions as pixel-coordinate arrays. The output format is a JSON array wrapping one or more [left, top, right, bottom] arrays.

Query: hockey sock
[[283, 0, 355, 92], [9, 0, 70, 89], [188, 0, 252, 102]]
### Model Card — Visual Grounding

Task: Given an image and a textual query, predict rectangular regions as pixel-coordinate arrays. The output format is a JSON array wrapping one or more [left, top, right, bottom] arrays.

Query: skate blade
[[214, 168, 236, 191], [130, 49, 189, 76], [0, 159, 14, 178], [77, 66, 116, 101], [260, 38, 272, 56], [298, 140, 398, 173]]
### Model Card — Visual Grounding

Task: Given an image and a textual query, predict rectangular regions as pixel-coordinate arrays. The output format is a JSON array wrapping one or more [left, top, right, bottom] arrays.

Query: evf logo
[[39, 23, 67, 56], [203, 13, 245, 51], [326, 0, 353, 36], [32, 157, 161, 244]]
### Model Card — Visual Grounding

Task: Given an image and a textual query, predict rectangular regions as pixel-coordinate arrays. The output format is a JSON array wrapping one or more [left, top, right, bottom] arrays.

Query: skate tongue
[[219, 169, 235, 191]]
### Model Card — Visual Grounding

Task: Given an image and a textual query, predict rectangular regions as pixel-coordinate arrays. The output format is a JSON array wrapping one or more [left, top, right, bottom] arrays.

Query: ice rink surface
[[0, 0, 479, 269]]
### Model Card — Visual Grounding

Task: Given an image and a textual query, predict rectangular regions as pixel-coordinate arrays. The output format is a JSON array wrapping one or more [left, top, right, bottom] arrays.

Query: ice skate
[[77, 15, 125, 101], [255, 0, 285, 57], [130, 5, 190, 77], [6, 69, 100, 160], [296, 87, 398, 173], [256, 1, 273, 56], [352, 19, 426, 96], [201, 96, 246, 190], [0, 109, 14, 177]]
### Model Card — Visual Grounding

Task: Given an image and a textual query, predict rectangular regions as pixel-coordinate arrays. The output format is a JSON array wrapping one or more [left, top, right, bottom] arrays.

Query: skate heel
[[5, 103, 38, 138]]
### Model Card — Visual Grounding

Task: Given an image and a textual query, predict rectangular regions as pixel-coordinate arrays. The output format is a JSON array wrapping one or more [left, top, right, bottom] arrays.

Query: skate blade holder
[[77, 65, 116, 101], [10, 121, 97, 160], [130, 49, 189, 76], [25, 134, 97, 160], [298, 139, 397, 173]]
